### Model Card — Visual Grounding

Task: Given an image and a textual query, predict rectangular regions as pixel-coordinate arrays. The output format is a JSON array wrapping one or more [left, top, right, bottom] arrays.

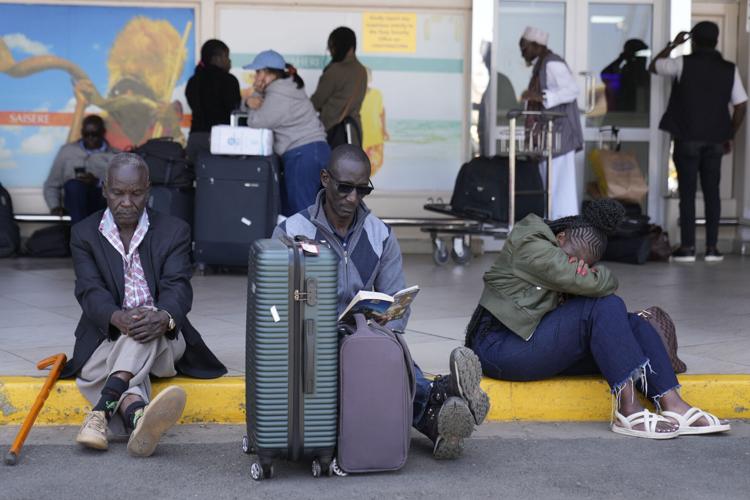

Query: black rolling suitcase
[[193, 153, 280, 270], [426, 155, 545, 223], [244, 237, 339, 480], [148, 186, 194, 227]]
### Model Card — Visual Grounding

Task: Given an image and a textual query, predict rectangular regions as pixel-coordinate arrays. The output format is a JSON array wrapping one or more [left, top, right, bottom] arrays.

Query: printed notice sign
[[363, 12, 417, 53]]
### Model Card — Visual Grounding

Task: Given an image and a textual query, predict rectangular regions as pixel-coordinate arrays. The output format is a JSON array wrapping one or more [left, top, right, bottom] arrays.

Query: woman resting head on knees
[[465, 199, 729, 439], [242, 50, 331, 216]]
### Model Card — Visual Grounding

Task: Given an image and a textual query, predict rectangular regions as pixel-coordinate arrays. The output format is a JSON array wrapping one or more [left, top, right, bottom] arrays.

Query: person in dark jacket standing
[[185, 39, 242, 162], [650, 22, 747, 262], [311, 27, 368, 148]]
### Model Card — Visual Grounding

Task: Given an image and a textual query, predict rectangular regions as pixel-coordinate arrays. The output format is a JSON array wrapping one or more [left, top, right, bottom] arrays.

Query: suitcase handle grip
[[303, 319, 316, 394]]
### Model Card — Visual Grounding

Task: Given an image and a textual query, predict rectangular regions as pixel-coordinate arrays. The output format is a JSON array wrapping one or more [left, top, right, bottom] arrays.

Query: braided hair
[[547, 199, 625, 263]]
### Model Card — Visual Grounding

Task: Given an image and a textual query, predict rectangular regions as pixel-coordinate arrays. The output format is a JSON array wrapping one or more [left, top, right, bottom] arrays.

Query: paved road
[[2, 422, 749, 499]]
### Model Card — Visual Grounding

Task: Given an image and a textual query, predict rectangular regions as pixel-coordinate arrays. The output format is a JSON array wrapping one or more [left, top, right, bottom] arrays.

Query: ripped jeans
[[469, 295, 679, 404]]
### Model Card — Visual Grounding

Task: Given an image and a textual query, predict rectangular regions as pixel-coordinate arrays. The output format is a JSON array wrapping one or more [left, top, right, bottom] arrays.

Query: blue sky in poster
[[0, 3, 195, 189]]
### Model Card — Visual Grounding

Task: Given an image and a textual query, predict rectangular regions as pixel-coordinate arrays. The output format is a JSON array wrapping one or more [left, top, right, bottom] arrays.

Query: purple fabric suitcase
[[337, 314, 416, 473]]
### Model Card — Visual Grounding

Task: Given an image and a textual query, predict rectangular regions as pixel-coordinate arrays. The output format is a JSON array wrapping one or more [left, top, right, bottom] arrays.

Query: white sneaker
[[127, 386, 186, 457], [76, 410, 108, 450]]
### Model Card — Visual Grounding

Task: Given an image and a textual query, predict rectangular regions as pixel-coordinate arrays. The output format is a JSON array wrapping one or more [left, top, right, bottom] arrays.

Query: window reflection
[[587, 4, 652, 128]]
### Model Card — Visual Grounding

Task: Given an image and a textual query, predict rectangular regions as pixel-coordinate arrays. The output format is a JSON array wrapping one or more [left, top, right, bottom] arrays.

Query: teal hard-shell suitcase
[[244, 237, 338, 480]]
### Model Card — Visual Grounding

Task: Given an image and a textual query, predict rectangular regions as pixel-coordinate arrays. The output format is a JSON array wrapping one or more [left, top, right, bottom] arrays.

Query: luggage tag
[[293, 235, 320, 255], [300, 242, 319, 256]]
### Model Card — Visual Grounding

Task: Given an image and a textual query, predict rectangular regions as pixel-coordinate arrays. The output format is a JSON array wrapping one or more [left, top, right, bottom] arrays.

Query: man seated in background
[[273, 145, 490, 459], [43, 115, 117, 224]]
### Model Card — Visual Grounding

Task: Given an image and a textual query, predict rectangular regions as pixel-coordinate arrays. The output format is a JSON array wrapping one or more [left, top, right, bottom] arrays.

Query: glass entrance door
[[489, 0, 666, 219]]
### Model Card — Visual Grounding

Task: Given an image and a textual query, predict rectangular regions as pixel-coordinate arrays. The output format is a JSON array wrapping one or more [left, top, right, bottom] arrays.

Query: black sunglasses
[[326, 172, 374, 197]]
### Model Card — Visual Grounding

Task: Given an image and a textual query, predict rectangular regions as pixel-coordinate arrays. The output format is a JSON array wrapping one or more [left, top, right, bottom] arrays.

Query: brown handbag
[[637, 306, 687, 374]]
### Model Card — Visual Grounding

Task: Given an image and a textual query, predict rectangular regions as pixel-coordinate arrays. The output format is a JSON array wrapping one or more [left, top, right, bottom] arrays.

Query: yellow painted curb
[[1, 375, 748, 426]]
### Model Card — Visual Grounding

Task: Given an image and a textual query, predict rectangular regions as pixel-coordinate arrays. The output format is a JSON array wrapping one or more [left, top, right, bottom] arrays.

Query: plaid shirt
[[99, 209, 154, 310]]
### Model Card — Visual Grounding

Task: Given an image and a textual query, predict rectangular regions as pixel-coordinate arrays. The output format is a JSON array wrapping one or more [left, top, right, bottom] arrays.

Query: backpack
[[337, 314, 416, 474], [25, 225, 71, 257], [0, 183, 20, 257], [132, 137, 193, 187]]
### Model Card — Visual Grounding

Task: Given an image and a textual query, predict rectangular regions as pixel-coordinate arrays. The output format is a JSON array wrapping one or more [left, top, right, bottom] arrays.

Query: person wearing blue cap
[[243, 50, 330, 216]]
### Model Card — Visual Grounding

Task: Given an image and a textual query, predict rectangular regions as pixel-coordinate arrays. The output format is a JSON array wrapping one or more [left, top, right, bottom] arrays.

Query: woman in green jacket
[[466, 199, 729, 439]]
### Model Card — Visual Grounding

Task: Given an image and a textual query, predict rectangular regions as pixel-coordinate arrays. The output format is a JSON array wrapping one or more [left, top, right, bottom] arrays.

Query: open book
[[338, 285, 420, 324]]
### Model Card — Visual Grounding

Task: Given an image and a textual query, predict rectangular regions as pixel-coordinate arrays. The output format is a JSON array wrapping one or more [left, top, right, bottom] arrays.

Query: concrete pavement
[[2, 422, 749, 499]]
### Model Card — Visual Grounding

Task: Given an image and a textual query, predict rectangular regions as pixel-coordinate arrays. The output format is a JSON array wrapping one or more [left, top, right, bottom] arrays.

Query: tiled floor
[[1, 254, 749, 377]]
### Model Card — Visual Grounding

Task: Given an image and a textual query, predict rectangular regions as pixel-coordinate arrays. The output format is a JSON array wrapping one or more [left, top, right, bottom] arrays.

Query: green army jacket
[[479, 214, 618, 340]]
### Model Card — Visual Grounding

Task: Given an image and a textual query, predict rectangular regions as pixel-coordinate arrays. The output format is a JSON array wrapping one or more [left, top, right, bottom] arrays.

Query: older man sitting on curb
[[273, 145, 490, 459], [61, 153, 226, 456]]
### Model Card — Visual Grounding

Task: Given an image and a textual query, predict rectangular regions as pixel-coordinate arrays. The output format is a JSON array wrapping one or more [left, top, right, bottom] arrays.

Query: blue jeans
[[281, 141, 331, 216], [412, 364, 431, 426], [470, 295, 679, 401], [63, 179, 106, 225]]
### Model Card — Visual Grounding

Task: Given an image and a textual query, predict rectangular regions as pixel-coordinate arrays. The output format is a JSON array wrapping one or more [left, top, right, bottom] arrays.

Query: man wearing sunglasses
[[43, 115, 118, 224], [273, 145, 489, 460]]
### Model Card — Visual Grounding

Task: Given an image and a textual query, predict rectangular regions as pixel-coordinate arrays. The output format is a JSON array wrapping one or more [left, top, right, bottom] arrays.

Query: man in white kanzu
[[519, 26, 584, 219]]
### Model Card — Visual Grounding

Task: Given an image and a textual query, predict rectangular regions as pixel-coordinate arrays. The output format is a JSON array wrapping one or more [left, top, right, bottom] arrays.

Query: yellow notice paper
[[363, 12, 417, 53]]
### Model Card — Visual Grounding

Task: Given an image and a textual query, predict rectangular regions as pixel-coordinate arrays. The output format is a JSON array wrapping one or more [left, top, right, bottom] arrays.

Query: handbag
[[326, 70, 364, 149], [636, 306, 687, 374], [326, 116, 361, 149], [648, 225, 672, 261]]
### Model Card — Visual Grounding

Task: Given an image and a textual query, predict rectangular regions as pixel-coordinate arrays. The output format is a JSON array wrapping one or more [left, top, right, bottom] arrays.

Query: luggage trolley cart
[[421, 109, 563, 266]]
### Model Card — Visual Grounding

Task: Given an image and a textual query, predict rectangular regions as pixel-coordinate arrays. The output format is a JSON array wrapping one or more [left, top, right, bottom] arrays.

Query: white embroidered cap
[[522, 26, 549, 46]]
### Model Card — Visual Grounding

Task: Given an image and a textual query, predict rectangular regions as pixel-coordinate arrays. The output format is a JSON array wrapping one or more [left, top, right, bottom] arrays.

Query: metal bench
[[13, 214, 71, 223]]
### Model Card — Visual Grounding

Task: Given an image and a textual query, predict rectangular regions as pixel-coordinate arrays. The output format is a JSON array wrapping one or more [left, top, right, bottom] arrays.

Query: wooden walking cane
[[4, 353, 67, 466]]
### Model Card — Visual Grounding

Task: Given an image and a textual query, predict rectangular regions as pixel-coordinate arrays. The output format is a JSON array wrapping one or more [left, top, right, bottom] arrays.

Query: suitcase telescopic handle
[[303, 319, 316, 394]]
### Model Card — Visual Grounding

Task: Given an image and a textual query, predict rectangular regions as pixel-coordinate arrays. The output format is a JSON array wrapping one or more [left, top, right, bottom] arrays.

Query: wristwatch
[[161, 309, 176, 331]]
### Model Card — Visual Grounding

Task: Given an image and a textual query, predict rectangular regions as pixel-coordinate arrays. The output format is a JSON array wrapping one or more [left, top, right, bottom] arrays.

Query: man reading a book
[[273, 144, 489, 459]]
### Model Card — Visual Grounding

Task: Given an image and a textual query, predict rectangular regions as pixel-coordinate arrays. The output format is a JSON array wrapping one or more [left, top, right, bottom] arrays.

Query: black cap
[[691, 21, 719, 44]]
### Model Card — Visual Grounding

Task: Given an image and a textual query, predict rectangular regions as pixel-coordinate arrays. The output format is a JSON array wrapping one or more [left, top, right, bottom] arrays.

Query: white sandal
[[660, 407, 731, 435], [611, 409, 679, 440]]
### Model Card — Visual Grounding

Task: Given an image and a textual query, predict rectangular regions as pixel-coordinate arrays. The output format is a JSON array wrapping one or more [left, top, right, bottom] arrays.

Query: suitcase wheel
[[250, 462, 262, 481], [312, 458, 337, 478], [250, 461, 273, 481], [311, 459, 322, 478], [432, 238, 450, 266], [241, 435, 254, 454], [451, 236, 472, 265], [196, 262, 207, 276]]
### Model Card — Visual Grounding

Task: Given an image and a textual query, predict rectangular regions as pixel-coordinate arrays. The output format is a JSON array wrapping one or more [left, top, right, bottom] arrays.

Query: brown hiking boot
[[127, 385, 186, 457], [76, 410, 108, 450]]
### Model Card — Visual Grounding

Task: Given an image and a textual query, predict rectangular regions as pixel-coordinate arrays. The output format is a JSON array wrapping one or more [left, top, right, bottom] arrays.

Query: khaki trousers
[[76, 333, 186, 434]]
